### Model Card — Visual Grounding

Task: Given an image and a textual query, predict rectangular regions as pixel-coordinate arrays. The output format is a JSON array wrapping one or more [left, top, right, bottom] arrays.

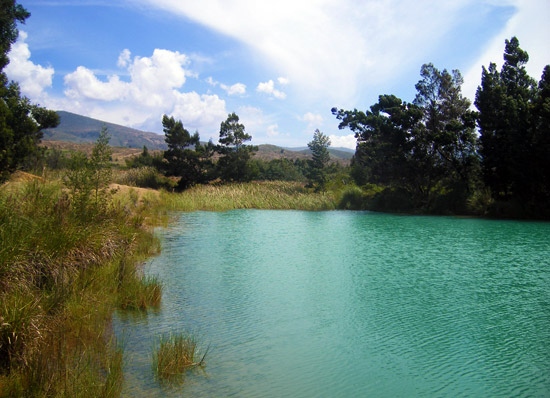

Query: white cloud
[[266, 123, 279, 137], [171, 91, 227, 129], [462, 0, 550, 101], [299, 112, 324, 127], [134, 0, 489, 104], [220, 82, 246, 96], [329, 134, 356, 150], [206, 76, 218, 86], [64, 66, 129, 101], [117, 48, 131, 68], [257, 79, 286, 99], [54, 47, 227, 132], [5, 31, 55, 99], [277, 77, 290, 85]]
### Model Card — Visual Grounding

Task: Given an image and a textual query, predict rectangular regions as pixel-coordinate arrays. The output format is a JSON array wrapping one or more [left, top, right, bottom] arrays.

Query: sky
[[5, 0, 550, 149]]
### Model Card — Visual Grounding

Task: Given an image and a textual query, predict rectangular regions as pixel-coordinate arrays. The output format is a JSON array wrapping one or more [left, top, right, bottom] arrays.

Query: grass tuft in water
[[152, 332, 208, 383]]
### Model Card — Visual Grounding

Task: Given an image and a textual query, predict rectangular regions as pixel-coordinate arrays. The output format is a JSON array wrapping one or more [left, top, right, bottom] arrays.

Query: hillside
[[43, 111, 167, 150], [42, 111, 354, 163]]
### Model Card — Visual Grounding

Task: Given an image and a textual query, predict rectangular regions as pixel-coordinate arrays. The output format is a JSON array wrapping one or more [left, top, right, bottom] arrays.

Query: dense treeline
[[333, 37, 549, 218]]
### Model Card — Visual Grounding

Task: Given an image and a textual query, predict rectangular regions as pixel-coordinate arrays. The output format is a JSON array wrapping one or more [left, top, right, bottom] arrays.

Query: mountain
[[43, 111, 167, 150], [42, 111, 354, 162]]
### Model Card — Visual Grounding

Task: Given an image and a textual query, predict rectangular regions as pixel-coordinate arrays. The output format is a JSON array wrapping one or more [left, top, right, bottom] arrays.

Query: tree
[[89, 125, 112, 208], [413, 64, 479, 195], [216, 112, 257, 182], [531, 66, 550, 206], [0, 0, 29, 71], [0, 1, 58, 181], [64, 126, 113, 218], [333, 63, 479, 211], [475, 37, 537, 200], [162, 115, 211, 190], [306, 129, 331, 190], [332, 95, 424, 195]]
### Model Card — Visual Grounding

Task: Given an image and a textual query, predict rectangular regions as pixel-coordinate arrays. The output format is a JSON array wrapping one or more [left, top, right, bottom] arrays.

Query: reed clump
[[152, 332, 208, 383], [0, 178, 163, 397], [157, 181, 337, 212]]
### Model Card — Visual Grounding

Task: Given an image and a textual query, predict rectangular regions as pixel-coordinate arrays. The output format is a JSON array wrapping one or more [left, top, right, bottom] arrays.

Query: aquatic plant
[[152, 332, 208, 383]]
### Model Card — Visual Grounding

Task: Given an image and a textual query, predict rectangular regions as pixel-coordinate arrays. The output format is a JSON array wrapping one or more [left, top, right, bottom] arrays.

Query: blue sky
[[5, 0, 550, 149]]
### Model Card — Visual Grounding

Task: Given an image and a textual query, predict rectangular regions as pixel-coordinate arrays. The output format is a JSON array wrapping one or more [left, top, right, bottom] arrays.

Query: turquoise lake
[[114, 210, 550, 397]]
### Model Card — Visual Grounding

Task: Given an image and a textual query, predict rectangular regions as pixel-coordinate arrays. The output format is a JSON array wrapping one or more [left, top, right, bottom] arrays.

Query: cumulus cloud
[[257, 79, 286, 99], [59, 47, 227, 132], [329, 134, 356, 150], [117, 48, 131, 68], [206, 77, 246, 96], [5, 31, 54, 99], [220, 82, 246, 96]]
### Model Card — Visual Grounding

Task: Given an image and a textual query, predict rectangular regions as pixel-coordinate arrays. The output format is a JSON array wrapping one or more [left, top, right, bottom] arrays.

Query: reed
[[0, 177, 162, 396], [157, 181, 337, 212], [152, 332, 208, 383]]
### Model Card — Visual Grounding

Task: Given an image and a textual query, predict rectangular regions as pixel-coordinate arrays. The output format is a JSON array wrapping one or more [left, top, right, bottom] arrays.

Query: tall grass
[[0, 178, 163, 397], [157, 181, 337, 212], [152, 332, 208, 384]]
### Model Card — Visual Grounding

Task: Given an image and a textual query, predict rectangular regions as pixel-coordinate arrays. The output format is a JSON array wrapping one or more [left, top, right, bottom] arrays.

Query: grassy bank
[[0, 178, 162, 397], [0, 176, 336, 396]]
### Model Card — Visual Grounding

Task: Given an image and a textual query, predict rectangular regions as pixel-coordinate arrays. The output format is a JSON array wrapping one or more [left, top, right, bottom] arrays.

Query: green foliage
[[475, 37, 549, 217], [0, 2, 58, 181], [333, 63, 481, 213], [252, 158, 306, 182], [0, 178, 163, 396], [125, 146, 155, 168], [116, 166, 176, 190], [0, 81, 59, 181], [306, 129, 331, 191], [0, 0, 30, 71], [152, 332, 207, 383], [157, 181, 337, 212], [64, 126, 113, 218], [216, 112, 258, 182], [162, 115, 213, 190]]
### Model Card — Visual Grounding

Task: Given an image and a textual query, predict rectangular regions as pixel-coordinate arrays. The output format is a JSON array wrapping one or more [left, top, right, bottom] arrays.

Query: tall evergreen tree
[[306, 129, 331, 191], [475, 37, 537, 200], [216, 112, 257, 182], [162, 115, 210, 190], [530, 66, 550, 207]]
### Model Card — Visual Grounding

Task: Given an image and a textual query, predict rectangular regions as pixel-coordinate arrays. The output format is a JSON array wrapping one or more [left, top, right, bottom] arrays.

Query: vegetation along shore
[[1, 0, 548, 396]]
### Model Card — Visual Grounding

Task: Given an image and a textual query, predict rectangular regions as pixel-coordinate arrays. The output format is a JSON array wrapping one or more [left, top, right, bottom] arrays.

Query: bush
[[115, 167, 176, 190]]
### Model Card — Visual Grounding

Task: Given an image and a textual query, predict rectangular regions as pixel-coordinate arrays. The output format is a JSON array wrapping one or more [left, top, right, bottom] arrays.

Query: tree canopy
[[162, 115, 213, 190], [216, 112, 257, 182], [306, 129, 331, 191], [0, 1, 58, 181]]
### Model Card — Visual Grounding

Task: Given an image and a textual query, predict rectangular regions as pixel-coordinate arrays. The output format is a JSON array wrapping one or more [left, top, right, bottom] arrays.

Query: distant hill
[[256, 145, 353, 163], [43, 111, 167, 150], [42, 111, 354, 163]]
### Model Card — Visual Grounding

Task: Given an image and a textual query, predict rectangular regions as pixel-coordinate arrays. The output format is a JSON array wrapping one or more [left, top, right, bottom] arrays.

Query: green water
[[115, 210, 550, 397]]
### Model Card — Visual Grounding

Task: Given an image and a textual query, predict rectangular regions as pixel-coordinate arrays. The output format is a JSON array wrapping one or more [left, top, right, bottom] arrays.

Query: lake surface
[[114, 210, 550, 397]]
